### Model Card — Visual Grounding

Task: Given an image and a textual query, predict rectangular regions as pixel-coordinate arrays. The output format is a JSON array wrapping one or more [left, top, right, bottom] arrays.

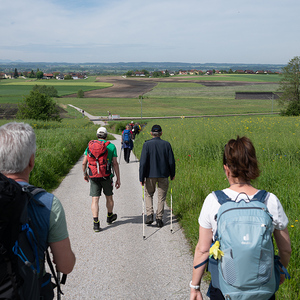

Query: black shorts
[[89, 177, 113, 197]]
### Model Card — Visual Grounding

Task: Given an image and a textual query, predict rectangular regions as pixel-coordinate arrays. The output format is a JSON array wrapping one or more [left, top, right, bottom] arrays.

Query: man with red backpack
[[82, 127, 121, 232]]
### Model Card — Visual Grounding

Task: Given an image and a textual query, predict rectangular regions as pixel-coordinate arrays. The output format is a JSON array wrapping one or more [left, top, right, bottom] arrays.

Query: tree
[[14, 68, 19, 78], [277, 56, 300, 116], [32, 85, 58, 97], [64, 74, 73, 80], [28, 70, 35, 78], [16, 90, 61, 121], [36, 71, 44, 79], [77, 89, 84, 98]]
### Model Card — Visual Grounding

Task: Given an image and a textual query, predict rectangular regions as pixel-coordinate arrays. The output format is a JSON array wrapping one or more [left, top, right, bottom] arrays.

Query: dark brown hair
[[223, 136, 260, 181]]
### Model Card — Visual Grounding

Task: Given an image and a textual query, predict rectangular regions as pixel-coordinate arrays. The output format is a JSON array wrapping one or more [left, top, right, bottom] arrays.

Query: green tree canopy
[[277, 56, 300, 116], [14, 68, 19, 78], [28, 70, 35, 78], [32, 85, 58, 97], [16, 90, 61, 121], [77, 89, 84, 98], [36, 71, 44, 79]]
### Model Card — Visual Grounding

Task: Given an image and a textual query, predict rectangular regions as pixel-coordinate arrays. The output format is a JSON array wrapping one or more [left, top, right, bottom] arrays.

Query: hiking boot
[[145, 214, 154, 225], [107, 213, 117, 224], [156, 219, 164, 228], [93, 221, 101, 232]]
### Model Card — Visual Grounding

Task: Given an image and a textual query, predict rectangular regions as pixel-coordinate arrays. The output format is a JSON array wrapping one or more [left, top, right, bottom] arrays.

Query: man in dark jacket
[[139, 124, 175, 227]]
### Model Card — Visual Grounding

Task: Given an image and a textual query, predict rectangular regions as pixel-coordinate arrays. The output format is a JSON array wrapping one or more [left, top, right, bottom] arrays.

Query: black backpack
[[0, 173, 65, 300]]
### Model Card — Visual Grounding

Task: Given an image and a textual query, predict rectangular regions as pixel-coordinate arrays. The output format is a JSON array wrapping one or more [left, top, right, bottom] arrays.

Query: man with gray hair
[[0, 122, 76, 297], [82, 126, 120, 232], [139, 124, 175, 228]]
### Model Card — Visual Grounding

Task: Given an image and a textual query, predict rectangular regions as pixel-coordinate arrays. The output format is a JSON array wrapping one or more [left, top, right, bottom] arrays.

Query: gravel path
[[53, 107, 209, 299]]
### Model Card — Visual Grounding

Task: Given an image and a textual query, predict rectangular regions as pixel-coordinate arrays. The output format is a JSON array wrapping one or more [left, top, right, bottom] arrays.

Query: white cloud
[[0, 0, 299, 63]]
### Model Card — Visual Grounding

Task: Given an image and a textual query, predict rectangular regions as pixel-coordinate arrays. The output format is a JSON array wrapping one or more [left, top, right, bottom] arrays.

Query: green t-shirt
[[49, 196, 69, 243], [84, 139, 117, 162]]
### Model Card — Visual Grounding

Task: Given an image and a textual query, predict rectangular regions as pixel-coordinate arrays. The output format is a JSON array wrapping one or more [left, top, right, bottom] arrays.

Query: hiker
[[132, 122, 141, 139], [189, 136, 291, 300], [139, 124, 175, 228], [0, 122, 76, 298], [121, 124, 134, 163], [82, 126, 121, 232]]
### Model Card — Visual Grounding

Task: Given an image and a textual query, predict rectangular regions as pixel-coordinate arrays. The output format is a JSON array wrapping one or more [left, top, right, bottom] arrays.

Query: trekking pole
[[57, 271, 61, 300], [142, 185, 145, 240], [170, 188, 173, 233], [119, 144, 123, 164]]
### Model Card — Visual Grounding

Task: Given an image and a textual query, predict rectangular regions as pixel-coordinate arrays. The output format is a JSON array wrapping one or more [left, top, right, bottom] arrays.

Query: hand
[[83, 174, 89, 182], [190, 288, 202, 300], [115, 179, 121, 189], [140, 182, 144, 186], [279, 273, 286, 285]]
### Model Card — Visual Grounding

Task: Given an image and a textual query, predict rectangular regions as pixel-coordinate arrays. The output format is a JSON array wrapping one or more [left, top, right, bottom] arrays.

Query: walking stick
[[119, 144, 123, 164], [142, 185, 145, 240], [170, 188, 173, 233], [57, 272, 61, 300]]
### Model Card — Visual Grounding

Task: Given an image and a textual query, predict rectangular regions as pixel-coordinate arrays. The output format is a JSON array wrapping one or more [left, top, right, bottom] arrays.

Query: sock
[[93, 217, 99, 223], [107, 212, 113, 217]]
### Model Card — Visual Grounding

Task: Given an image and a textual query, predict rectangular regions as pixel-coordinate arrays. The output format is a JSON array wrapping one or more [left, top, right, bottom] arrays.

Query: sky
[[0, 0, 299, 64]]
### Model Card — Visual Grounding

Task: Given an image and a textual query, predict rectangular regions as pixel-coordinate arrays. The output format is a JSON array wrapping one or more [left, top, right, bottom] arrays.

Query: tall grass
[[0, 115, 114, 191], [133, 115, 300, 299]]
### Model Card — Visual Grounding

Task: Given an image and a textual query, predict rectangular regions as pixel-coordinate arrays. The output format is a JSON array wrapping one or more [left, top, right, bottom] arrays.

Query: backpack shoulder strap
[[252, 189, 268, 203], [213, 190, 231, 205]]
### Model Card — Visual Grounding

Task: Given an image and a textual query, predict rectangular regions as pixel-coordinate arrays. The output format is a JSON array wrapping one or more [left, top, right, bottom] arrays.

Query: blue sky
[[1, 0, 299, 64]]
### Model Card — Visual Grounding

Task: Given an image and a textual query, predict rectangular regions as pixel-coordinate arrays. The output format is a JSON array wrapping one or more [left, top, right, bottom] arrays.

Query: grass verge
[[133, 115, 300, 299]]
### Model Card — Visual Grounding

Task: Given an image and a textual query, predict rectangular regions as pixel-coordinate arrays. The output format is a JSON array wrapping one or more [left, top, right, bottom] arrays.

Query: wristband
[[189, 281, 200, 290]]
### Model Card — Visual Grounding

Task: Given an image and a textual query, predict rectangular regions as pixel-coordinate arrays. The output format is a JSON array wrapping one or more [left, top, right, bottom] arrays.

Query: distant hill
[[0, 61, 285, 74]]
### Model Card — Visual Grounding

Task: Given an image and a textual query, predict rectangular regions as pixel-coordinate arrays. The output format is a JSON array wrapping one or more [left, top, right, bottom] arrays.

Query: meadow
[[0, 76, 112, 103], [0, 74, 281, 116], [133, 115, 300, 299], [56, 74, 281, 117], [0, 74, 298, 298]]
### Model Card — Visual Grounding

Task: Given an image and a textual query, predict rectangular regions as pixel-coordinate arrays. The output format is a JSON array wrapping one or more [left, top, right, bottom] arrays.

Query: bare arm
[[112, 156, 120, 189], [273, 227, 291, 284], [190, 226, 212, 300], [274, 227, 291, 267], [49, 237, 76, 274], [82, 155, 89, 182]]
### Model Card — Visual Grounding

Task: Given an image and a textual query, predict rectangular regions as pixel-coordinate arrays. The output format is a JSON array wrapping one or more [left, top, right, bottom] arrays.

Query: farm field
[[0, 76, 112, 103], [1, 74, 281, 117], [56, 75, 281, 117], [133, 115, 300, 299]]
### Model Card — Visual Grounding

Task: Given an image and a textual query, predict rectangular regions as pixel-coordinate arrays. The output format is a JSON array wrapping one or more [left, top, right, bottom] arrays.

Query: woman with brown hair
[[190, 136, 291, 300]]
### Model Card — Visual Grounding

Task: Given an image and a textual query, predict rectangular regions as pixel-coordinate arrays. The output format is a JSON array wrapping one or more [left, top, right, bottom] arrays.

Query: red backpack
[[87, 140, 111, 178]]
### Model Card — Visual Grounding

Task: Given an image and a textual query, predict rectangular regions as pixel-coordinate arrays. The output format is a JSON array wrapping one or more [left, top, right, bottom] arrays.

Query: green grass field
[[0, 76, 112, 103], [56, 79, 280, 117], [1, 73, 298, 298], [133, 116, 299, 299], [178, 73, 282, 83]]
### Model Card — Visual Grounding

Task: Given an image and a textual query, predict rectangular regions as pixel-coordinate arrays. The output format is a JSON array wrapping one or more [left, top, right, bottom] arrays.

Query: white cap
[[97, 127, 107, 135]]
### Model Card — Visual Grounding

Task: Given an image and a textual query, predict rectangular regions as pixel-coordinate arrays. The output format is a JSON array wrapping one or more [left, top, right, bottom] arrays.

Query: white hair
[[0, 122, 36, 174]]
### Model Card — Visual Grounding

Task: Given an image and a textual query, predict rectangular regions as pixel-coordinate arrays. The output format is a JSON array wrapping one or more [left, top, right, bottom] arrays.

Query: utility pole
[[139, 95, 143, 119]]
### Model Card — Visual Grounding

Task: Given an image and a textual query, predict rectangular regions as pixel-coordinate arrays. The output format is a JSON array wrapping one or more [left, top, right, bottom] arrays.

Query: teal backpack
[[200, 190, 290, 300]]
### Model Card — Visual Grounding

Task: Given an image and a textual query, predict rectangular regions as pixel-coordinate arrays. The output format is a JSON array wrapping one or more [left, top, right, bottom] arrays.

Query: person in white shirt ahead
[[190, 136, 291, 300]]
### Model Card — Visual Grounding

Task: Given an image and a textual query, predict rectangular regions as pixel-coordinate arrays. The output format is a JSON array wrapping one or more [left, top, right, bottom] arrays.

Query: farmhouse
[[43, 73, 54, 79]]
